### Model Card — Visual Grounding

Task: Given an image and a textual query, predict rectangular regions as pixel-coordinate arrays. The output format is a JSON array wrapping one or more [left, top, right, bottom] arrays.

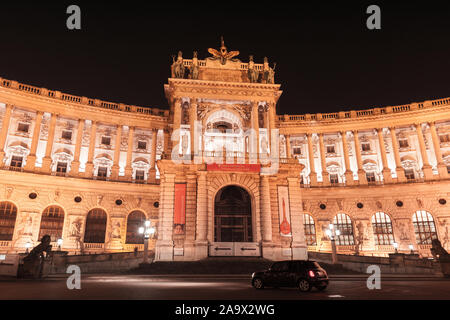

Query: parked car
[[251, 260, 329, 292]]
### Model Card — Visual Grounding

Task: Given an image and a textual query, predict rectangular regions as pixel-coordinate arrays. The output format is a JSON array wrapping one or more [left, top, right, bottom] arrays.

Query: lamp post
[[408, 244, 414, 254], [57, 238, 63, 251], [25, 242, 32, 254], [325, 224, 340, 264], [393, 242, 399, 254], [139, 220, 155, 264]]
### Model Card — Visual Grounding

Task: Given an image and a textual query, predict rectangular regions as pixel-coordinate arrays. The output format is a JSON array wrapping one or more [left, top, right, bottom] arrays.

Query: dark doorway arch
[[214, 185, 252, 242], [84, 208, 107, 243], [126, 210, 146, 244], [39, 205, 65, 242]]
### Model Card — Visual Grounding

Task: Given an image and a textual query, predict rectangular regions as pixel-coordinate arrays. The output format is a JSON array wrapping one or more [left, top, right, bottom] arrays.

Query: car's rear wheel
[[298, 279, 311, 292], [316, 284, 328, 291], [252, 278, 264, 290]]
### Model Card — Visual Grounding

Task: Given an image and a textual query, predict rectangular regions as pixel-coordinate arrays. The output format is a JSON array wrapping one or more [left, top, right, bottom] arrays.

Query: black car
[[251, 260, 329, 292]]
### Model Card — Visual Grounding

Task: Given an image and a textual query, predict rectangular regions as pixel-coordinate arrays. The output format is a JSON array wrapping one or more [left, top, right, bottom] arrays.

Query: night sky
[[0, 1, 449, 115]]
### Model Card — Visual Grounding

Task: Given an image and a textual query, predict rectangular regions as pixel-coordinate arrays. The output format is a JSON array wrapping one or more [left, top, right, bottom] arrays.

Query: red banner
[[174, 183, 186, 235], [207, 163, 261, 172]]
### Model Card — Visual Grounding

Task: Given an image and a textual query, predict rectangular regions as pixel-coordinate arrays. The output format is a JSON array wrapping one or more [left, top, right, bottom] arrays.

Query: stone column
[[195, 171, 208, 259], [110, 124, 122, 180], [285, 134, 292, 159], [149, 129, 158, 182], [84, 121, 97, 178], [389, 127, 406, 182], [287, 177, 308, 260], [70, 119, 85, 176], [172, 98, 182, 156], [189, 99, 197, 158], [251, 101, 260, 162], [341, 131, 354, 185], [268, 102, 276, 151], [184, 174, 197, 259], [41, 113, 57, 173], [155, 173, 175, 261], [429, 122, 447, 178], [415, 123, 433, 180], [24, 111, 43, 171], [318, 133, 330, 186], [352, 130, 368, 184], [0, 104, 13, 165], [260, 175, 273, 242], [376, 128, 392, 183], [163, 128, 170, 159], [124, 126, 135, 180], [306, 133, 317, 185]]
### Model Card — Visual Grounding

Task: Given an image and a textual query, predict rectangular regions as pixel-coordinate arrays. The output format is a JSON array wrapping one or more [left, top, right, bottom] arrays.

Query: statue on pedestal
[[171, 51, 185, 79], [190, 51, 199, 80], [207, 36, 239, 65], [262, 57, 276, 84], [19, 235, 52, 279], [247, 55, 259, 83]]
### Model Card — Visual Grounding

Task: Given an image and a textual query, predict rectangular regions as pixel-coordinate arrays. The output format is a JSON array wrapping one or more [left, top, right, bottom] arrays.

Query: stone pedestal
[[24, 155, 36, 171], [395, 167, 406, 182], [357, 169, 367, 185], [291, 242, 308, 260], [110, 165, 120, 180], [194, 240, 209, 260], [261, 241, 277, 260], [382, 168, 392, 183], [321, 172, 330, 186], [124, 166, 133, 180], [423, 165, 434, 181], [344, 170, 354, 185], [70, 161, 80, 177], [155, 240, 174, 261], [309, 172, 317, 186], [437, 164, 448, 179], [84, 162, 94, 178], [41, 156, 52, 173]]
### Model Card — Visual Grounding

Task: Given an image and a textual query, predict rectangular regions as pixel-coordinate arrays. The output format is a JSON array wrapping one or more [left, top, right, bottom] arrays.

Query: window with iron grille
[[126, 210, 146, 244], [412, 210, 438, 245], [366, 171, 376, 182], [17, 122, 29, 133], [0, 202, 18, 241], [61, 130, 72, 140], [404, 169, 415, 180], [97, 166, 108, 178], [39, 206, 65, 242], [137, 141, 147, 150], [333, 213, 354, 245], [135, 170, 145, 181], [398, 138, 409, 148], [10, 156, 23, 168], [56, 162, 67, 174], [361, 142, 371, 151], [303, 214, 316, 246], [101, 136, 111, 145], [329, 173, 339, 184], [371, 212, 394, 245], [84, 208, 107, 243]]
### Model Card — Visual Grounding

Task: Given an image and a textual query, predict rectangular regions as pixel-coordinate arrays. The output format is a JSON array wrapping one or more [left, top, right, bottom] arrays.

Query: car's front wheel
[[252, 278, 264, 290], [298, 279, 311, 292]]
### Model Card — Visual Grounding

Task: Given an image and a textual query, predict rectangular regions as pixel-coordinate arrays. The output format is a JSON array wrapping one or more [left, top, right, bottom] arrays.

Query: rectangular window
[[101, 136, 111, 146], [293, 147, 302, 155], [398, 139, 409, 148], [326, 145, 335, 154], [329, 173, 339, 184], [135, 170, 145, 181], [10, 156, 23, 168], [361, 142, 371, 152], [17, 123, 29, 133], [439, 134, 450, 143], [404, 169, 415, 180], [97, 166, 108, 178], [56, 162, 67, 175], [366, 171, 376, 182], [61, 130, 72, 140], [137, 141, 147, 150]]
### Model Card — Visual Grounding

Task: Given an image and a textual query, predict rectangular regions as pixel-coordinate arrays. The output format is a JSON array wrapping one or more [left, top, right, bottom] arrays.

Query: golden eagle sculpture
[[207, 36, 240, 65]]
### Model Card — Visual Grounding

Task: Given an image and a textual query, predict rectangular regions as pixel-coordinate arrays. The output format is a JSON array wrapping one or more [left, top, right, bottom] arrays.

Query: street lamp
[[408, 244, 414, 254], [25, 242, 32, 254], [326, 224, 340, 264], [57, 238, 63, 251], [139, 220, 155, 264], [393, 242, 399, 254]]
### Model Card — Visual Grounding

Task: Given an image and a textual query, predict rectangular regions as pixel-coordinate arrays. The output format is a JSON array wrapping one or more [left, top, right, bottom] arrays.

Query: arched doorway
[[214, 185, 252, 242], [126, 210, 146, 244], [0, 201, 18, 241], [39, 205, 65, 242], [84, 208, 107, 243]]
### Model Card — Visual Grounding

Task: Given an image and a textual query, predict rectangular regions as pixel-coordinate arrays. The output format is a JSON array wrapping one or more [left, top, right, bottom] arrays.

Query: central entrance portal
[[214, 185, 252, 242], [210, 185, 260, 257]]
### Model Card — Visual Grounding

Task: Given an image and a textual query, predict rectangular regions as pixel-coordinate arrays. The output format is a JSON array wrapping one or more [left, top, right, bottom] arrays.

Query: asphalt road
[[0, 274, 449, 300]]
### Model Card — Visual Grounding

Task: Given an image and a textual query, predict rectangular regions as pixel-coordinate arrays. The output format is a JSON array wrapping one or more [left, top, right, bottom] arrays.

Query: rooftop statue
[[262, 57, 276, 84], [190, 51, 199, 80], [207, 36, 240, 65], [247, 55, 259, 83], [171, 51, 185, 79]]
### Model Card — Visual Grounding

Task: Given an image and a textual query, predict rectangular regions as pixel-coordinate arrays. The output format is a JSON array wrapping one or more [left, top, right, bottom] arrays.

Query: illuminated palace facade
[[0, 41, 449, 261]]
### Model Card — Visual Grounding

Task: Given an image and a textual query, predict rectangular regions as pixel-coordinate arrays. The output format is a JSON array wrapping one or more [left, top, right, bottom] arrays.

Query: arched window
[[126, 211, 146, 244], [412, 211, 438, 245], [332, 213, 354, 245], [0, 202, 18, 241], [303, 214, 316, 245], [84, 208, 107, 243], [39, 206, 65, 242], [371, 212, 394, 245]]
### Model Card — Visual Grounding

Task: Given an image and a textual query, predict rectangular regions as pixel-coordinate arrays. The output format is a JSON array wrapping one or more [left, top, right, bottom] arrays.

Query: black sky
[[0, 1, 449, 115]]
